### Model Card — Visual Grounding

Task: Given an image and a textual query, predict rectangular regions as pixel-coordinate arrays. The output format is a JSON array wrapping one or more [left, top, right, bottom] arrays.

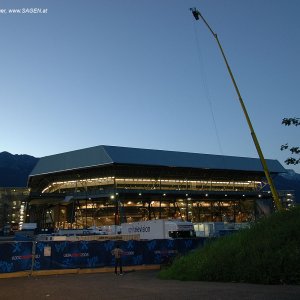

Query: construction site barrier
[[0, 241, 33, 273], [0, 238, 205, 274]]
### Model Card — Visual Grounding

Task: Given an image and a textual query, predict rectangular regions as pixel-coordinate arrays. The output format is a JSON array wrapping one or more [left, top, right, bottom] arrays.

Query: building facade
[[27, 145, 287, 229], [0, 188, 29, 234]]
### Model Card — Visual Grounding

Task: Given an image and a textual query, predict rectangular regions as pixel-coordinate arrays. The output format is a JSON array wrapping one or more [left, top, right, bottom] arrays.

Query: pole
[[85, 181, 88, 228], [190, 8, 282, 210]]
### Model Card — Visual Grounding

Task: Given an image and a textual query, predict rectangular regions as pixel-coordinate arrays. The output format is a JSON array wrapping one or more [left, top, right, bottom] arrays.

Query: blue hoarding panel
[[0, 242, 33, 273], [0, 238, 205, 273]]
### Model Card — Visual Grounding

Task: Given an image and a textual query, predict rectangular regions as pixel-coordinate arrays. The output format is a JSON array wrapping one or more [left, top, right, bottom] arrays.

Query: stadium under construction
[[27, 145, 288, 230]]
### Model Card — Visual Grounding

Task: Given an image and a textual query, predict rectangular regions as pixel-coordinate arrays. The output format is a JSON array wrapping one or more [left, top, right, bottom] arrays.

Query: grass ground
[[159, 206, 300, 284]]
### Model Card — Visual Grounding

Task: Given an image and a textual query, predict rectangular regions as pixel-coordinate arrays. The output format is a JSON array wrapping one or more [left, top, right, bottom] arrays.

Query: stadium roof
[[29, 145, 286, 177]]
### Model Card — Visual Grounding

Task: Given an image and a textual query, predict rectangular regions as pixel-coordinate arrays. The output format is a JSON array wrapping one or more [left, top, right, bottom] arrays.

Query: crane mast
[[190, 8, 282, 211]]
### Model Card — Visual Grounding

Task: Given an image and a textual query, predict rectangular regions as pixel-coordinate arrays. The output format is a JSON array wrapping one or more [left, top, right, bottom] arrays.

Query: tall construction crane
[[190, 7, 282, 211]]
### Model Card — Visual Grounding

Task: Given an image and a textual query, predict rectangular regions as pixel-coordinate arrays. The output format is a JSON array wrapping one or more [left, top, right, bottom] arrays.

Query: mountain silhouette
[[0, 151, 38, 187], [273, 169, 300, 203]]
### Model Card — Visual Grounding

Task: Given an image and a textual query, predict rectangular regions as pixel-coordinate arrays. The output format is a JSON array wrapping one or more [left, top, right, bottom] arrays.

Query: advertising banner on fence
[[0, 238, 205, 273], [33, 238, 204, 271], [0, 242, 32, 273]]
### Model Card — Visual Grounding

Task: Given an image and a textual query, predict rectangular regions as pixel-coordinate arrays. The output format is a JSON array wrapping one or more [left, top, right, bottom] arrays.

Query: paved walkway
[[0, 270, 300, 300]]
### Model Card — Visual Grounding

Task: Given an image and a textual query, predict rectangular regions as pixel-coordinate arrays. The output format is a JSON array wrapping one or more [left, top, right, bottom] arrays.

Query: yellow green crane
[[190, 7, 282, 211]]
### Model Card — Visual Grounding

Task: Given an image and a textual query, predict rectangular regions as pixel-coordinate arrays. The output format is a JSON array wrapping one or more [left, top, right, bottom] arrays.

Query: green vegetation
[[281, 117, 300, 165], [159, 207, 300, 284]]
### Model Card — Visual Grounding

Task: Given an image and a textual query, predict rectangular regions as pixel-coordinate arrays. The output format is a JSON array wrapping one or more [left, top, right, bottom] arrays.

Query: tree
[[281, 118, 300, 165]]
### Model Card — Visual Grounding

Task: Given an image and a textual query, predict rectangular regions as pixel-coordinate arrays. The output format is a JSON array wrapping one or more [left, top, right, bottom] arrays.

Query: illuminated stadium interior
[[27, 145, 288, 229]]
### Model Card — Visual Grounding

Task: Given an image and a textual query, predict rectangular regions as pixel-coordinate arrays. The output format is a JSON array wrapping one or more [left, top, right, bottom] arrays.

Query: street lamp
[[190, 7, 282, 210]]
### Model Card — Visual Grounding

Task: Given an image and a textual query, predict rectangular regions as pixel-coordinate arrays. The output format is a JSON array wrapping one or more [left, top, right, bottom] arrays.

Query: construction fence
[[0, 238, 205, 274]]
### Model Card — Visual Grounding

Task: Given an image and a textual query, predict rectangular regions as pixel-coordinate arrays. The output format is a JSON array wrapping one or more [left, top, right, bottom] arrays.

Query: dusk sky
[[1, 0, 299, 173]]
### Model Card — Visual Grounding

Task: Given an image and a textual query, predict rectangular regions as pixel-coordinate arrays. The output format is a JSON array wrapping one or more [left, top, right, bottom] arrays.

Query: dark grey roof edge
[[102, 145, 279, 164], [30, 145, 114, 177], [29, 144, 286, 177], [29, 147, 114, 177], [102, 145, 286, 173], [28, 162, 113, 178]]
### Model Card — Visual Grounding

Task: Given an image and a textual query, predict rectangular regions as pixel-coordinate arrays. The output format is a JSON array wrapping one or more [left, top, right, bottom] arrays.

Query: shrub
[[158, 207, 300, 284]]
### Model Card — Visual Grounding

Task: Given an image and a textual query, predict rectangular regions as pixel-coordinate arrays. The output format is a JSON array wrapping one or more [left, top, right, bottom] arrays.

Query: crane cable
[[192, 22, 224, 156]]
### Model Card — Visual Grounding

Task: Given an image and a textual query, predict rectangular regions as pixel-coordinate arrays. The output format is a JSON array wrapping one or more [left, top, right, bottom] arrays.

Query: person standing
[[111, 243, 124, 275]]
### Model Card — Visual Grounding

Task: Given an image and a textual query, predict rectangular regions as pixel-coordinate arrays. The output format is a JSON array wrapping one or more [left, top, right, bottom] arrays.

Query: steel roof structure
[[30, 145, 285, 178]]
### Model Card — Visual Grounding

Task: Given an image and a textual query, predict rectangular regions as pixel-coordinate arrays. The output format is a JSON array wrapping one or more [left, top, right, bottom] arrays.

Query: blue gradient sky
[[1, 0, 299, 173]]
